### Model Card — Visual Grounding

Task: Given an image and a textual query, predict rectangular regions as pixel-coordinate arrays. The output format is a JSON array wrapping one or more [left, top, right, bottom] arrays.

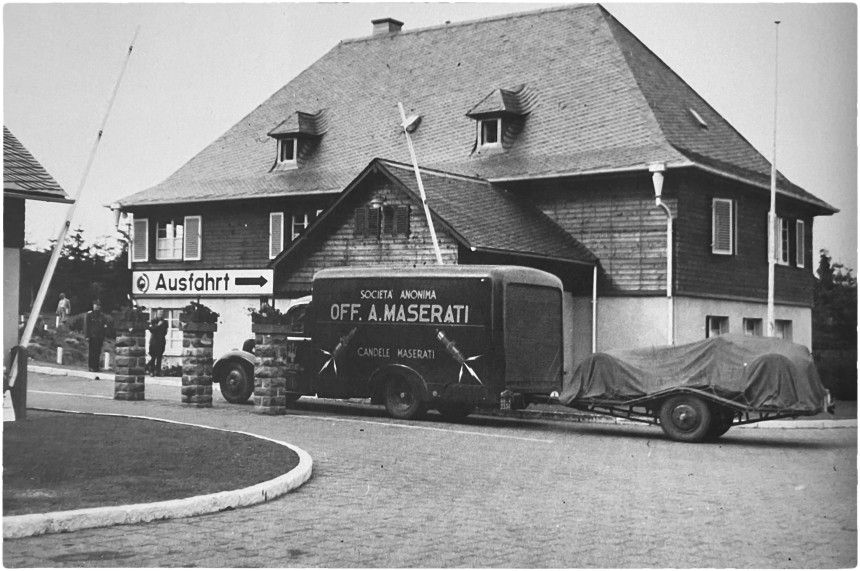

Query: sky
[[4, 2, 857, 269]]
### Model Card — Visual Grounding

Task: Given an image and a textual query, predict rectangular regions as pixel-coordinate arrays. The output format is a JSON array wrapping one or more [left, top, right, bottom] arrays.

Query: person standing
[[56, 293, 71, 325], [147, 310, 168, 376], [84, 299, 107, 372]]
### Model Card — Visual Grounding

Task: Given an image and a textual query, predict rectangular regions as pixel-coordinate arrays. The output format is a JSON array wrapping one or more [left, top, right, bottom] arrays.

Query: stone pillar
[[252, 323, 290, 415], [113, 309, 147, 401], [181, 320, 217, 408]]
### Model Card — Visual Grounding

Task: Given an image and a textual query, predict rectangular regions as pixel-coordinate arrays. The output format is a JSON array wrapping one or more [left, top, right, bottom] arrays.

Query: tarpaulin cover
[[559, 334, 828, 413]]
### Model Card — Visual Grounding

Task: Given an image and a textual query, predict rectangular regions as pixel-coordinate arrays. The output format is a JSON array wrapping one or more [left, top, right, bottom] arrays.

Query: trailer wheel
[[436, 402, 475, 422], [659, 395, 713, 443], [705, 409, 734, 441], [383, 375, 426, 420], [219, 362, 254, 404]]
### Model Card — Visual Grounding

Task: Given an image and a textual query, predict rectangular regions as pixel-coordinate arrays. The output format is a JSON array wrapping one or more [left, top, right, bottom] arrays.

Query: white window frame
[[796, 219, 806, 268], [183, 215, 202, 261], [706, 315, 729, 338], [478, 118, 502, 149], [164, 309, 184, 356], [743, 318, 763, 336], [775, 217, 789, 266], [156, 220, 185, 261], [775, 319, 793, 341], [269, 212, 284, 259], [711, 198, 735, 255], [131, 217, 149, 262], [292, 212, 310, 241], [278, 137, 298, 166]]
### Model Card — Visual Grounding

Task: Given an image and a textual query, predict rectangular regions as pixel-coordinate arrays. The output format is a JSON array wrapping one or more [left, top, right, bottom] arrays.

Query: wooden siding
[[674, 171, 816, 306], [275, 174, 460, 295], [524, 176, 672, 294], [4, 197, 25, 249], [129, 197, 330, 271]]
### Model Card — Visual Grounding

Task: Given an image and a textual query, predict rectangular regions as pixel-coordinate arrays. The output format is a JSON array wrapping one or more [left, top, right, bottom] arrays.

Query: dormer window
[[278, 137, 297, 165], [467, 84, 535, 154], [479, 118, 502, 148], [267, 109, 329, 171]]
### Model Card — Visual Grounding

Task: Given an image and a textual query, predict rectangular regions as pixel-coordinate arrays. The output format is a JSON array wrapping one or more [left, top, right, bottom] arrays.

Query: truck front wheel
[[659, 395, 712, 443], [219, 362, 254, 404], [383, 375, 426, 420]]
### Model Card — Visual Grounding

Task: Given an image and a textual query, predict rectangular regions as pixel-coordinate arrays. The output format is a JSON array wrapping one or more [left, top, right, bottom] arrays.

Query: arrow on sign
[[235, 276, 269, 287]]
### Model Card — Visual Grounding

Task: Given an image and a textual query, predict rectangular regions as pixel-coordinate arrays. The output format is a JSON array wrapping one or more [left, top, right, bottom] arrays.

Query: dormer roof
[[268, 110, 330, 138], [467, 85, 536, 118]]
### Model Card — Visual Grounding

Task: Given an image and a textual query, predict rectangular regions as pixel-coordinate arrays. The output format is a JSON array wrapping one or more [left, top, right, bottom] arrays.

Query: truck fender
[[213, 349, 256, 380], [368, 364, 429, 402]]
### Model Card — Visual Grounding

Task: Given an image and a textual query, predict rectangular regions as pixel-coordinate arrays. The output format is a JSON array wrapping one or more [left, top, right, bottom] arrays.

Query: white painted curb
[[3, 410, 313, 539]]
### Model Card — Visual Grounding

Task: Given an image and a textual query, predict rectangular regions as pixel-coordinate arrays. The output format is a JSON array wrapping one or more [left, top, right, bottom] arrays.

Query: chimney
[[372, 18, 404, 36]]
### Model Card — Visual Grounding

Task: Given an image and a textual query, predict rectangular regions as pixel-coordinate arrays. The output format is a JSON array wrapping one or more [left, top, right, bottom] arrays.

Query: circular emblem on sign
[[136, 274, 150, 294]]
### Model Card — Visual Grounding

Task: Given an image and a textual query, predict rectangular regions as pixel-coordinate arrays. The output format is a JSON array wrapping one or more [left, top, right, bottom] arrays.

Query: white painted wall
[[592, 295, 812, 353], [4, 247, 21, 370], [673, 297, 812, 349], [140, 295, 307, 365]]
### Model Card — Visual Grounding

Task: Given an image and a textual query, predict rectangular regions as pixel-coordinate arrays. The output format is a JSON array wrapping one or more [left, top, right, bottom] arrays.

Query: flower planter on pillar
[[180, 302, 219, 408], [113, 308, 148, 401]]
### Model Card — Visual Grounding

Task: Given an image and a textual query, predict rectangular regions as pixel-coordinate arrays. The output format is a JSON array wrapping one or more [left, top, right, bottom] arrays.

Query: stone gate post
[[180, 302, 219, 408], [113, 307, 148, 401]]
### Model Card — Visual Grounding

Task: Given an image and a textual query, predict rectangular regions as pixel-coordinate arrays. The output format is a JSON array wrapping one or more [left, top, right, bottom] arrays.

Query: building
[[114, 4, 836, 374], [3, 126, 73, 370]]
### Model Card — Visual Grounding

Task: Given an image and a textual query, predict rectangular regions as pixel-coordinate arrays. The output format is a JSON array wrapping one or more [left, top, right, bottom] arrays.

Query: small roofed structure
[[3, 126, 73, 374]]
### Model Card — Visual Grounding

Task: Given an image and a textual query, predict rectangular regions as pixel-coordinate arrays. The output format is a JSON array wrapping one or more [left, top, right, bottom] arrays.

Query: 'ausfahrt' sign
[[132, 269, 273, 297]]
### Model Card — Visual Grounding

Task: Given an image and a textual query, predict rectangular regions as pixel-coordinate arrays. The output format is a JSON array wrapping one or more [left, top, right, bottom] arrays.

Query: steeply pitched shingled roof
[[4, 127, 72, 203], [272, 159, 596, 269], [116, 3, 835, 214]]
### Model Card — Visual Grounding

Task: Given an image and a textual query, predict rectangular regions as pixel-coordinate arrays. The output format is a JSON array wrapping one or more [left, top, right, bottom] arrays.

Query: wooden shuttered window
[[383, 205, 411, 236], [132, 218, 148, 262], [355, 205, 410, 239], [354, 207, 380, 238], [183, 215, 202, 261], [269, 212, 284, 259], [796, 219, 805, 268], [711, 198, 734, 255]]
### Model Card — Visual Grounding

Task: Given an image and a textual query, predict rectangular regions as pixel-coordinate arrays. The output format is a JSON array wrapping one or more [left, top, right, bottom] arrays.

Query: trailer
[[214, 265, 565, 420], [556, 334, 834, 442]]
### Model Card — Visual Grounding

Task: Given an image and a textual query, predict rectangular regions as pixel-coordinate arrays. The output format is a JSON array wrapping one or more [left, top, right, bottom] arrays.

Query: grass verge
[[3, 410, 299, 516]]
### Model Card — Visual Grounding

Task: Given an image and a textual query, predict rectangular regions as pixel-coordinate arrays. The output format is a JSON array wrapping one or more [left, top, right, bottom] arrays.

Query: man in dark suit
[[84, 299, 108, 372]]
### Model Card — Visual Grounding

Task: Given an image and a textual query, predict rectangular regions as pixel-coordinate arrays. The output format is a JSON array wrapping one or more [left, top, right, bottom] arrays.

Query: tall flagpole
[[767, 20, 780, 337], [6, 27, 140, 391]]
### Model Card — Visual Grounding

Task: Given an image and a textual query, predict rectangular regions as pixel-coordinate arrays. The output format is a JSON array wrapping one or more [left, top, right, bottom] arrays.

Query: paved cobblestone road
[[3, 374, 857, 568]]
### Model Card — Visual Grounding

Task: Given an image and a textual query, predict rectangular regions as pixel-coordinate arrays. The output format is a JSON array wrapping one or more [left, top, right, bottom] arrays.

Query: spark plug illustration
[[319, 327, 358, 376], [436, 329, 483, 385]]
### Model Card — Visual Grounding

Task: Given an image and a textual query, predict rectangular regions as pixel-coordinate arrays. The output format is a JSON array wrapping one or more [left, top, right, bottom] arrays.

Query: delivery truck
[[215, 265, 564, 421]]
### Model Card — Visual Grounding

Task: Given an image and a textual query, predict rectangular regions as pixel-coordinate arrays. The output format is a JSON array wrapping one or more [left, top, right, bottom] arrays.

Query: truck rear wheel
[[659, 394, 712, 443], [383, 375, 425, 420], [219, 362, 254, 404], [436, 402, 475, 422]]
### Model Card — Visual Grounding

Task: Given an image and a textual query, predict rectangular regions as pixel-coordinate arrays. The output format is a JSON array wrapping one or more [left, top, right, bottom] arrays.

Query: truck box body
[[306, 265, 563, 409]]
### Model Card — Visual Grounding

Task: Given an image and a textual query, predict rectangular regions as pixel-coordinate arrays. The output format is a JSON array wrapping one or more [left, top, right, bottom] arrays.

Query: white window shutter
[[183, 216, 202, 260], [796, 220, 805, 268], [711, 199, 733, 254], [132, 218, 149, 262], [270, 212, 284, 259]]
